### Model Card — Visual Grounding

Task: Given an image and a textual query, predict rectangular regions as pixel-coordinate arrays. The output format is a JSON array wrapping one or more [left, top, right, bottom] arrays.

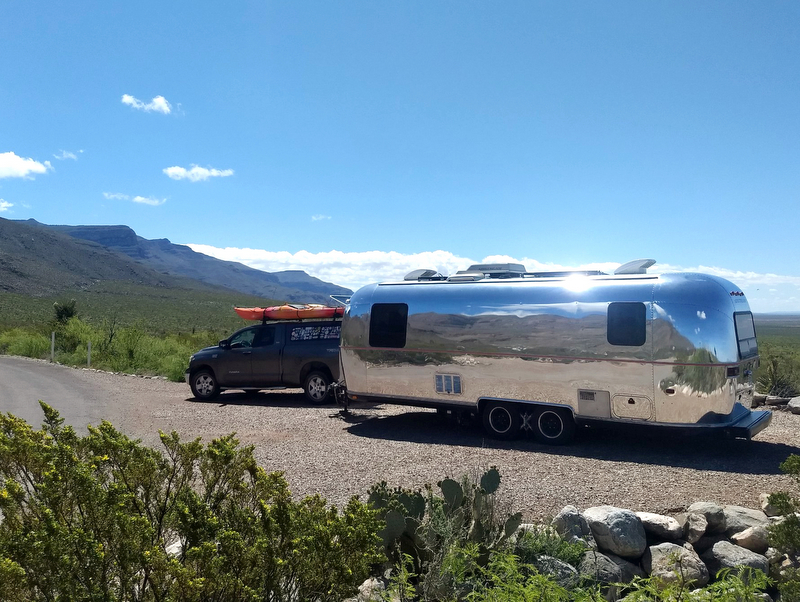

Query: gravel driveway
[[3, 355, 799, 521]]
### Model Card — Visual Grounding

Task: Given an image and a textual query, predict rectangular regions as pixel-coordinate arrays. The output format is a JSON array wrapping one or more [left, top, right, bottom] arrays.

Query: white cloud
[[132, 195, 166, 206], [181, 245, 800, 313], [0, 151, 52, 179], [121, 94, 172, 114], [53, 149, 82, 161], [0, 199, 13, 212], [311, 214, 331, 221], [163, 165, 234, 182], [103, 192, 130, 200]]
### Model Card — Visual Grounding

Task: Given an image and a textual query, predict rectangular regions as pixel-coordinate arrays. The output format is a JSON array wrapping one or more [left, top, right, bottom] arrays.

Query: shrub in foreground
[[0, 403, 383, 601]]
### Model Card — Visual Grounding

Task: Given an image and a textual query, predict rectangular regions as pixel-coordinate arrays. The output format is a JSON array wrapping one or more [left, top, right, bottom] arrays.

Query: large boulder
[[532, 555, 580, 589], [788, 397, 800, 415], [583, 506, 647, 559], [723, 505, 770, 537], [759, 492, 781, 517], [636, 512, 684, 540], [551, 505, 597, 549], [730, 525, 770, 554], [578, 550, 623, 584], [643, 542, 709, 588], [686, 502, 726, 533], [700, 541, 769, 577]]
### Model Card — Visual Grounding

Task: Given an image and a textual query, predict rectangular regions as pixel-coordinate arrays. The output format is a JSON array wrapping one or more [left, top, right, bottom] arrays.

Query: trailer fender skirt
[[724, 409, 772, 440]]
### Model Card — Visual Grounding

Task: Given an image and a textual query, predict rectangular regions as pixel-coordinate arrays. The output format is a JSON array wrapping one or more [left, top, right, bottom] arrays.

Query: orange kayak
[[234, 304, 344, 321]]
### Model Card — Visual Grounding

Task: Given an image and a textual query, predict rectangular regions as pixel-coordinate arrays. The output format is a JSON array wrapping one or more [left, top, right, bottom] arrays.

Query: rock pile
[[753, 393, 800, 414]]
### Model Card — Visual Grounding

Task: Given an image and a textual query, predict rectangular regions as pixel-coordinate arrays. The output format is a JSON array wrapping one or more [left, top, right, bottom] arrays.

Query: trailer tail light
[[727, 366, 740, 378]]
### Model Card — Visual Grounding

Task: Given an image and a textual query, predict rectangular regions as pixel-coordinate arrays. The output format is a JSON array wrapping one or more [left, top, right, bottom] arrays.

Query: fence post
[[51, 332, 55, 362], [87, 341, 92, 367]]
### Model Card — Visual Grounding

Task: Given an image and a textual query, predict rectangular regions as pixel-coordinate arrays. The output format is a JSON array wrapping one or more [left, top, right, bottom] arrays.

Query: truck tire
[[190, 369, 220, 401], [304, 371, 331, 404], [482, 401, 521, 440], [533, 407, 575, 445]]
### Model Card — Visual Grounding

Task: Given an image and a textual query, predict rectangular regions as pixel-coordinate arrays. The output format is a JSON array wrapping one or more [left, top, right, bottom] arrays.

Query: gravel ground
[[5, 357, 800, 522]]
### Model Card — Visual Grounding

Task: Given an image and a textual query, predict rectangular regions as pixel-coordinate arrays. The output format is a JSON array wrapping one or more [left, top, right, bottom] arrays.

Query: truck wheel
[[304, 371, 331, 404], [533, 407, 575, 445], [190, 369, 220, 401], [482, 402, 521, 440]]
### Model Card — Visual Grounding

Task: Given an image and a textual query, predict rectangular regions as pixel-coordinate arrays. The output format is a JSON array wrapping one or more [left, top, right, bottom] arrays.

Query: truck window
[[607, 302, 646, 346], [734, 312, 758, 359], [369, 303, 408, 348], [252, 326, 276, 347], [289, 325, 341, 341]]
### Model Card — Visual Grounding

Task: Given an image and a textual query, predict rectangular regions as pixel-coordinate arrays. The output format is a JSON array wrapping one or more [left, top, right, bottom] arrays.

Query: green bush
[[0, 404, 383, 601], [0, 328, 50, 358]]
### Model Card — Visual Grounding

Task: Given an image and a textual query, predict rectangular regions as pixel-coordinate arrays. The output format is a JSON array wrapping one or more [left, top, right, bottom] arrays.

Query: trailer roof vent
[[614, 259, 656, 275], [448, 271, 485, 282], [466, 263, 528, 278], [404, 269, 447, 281]]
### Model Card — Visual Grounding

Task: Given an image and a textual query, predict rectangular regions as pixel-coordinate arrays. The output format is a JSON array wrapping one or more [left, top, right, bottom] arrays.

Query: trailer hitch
[[332, 381, 350, 415]]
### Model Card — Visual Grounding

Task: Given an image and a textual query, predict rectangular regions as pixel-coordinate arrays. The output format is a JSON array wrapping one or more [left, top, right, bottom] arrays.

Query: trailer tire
[[533, 407, 575, 445], [482, 402, 522, 440]]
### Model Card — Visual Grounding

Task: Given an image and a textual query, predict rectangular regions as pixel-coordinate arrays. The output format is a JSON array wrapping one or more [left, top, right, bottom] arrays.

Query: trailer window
[[734, 312, 758, 359], [607, 302, 647, 346], [369, 303, 408, 348]]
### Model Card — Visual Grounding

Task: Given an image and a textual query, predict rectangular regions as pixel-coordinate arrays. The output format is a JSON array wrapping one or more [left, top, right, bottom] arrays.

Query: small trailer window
[[369, 303, 408, 348], [734, 312, 758, 359], [607, 302, 646, 346]]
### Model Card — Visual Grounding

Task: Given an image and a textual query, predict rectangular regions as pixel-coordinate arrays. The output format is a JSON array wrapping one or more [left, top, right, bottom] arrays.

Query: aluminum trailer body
[[337, 264, 771, 443]]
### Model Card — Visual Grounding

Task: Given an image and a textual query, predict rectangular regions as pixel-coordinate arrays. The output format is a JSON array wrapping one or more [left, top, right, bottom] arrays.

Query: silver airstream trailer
[[335, 259, 771, 444]]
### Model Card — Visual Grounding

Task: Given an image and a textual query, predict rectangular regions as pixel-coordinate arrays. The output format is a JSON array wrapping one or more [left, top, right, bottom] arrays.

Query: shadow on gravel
[[343, 409, 800, 475], [187, 390, 332, 409]]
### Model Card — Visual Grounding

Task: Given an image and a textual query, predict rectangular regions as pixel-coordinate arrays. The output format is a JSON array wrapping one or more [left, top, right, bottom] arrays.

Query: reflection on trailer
[[334, 259, 771, 445]]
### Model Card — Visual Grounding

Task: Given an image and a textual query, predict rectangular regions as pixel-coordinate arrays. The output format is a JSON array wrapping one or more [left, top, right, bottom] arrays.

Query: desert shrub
[[514, 525, 587, 568], [768, 454, 800, 600], [756, 346, 800, 397], [0, 404, 383, 601], [622, 567, 770, 601], [0, 328, 50, 358]]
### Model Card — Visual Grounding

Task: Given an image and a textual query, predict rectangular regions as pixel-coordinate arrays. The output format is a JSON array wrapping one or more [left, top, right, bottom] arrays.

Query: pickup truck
[[185, 318, 341, 403]]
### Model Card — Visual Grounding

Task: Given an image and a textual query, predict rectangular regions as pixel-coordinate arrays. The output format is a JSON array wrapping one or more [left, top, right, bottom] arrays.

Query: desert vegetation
[[1, 404, 798, 601]]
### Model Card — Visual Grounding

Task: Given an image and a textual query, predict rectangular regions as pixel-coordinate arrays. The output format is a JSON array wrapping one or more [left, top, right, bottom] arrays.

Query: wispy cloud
[[53, 149, 82, 161], [311, 214, 331, 221], [132, 195, 166, 206], [182, 245, 800, 313], [0, 199, 13, 212], [0, 151, 52, 179], [102, 192, 165, 206], [163, 165, 234, 182], [121, 94, 172, 114]]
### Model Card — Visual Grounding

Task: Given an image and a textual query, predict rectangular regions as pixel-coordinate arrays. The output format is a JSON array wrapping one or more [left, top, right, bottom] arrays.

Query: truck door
[[249, 324, 283, 386], [217, 326, 259, 385]]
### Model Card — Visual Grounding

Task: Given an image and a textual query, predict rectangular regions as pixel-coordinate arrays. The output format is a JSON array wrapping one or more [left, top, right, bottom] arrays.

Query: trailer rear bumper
[[723, 408, 772, 440]]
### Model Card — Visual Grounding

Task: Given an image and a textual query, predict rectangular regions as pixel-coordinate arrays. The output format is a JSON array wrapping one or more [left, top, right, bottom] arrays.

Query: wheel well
[[477, 398, 575, 417], [191, 364, 216, 379], [300, 362, 333, 384]]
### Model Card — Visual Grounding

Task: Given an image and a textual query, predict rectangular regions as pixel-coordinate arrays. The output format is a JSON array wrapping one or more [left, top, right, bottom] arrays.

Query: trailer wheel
[[482, 402, 521, 440], [533, 407, 575, 445]]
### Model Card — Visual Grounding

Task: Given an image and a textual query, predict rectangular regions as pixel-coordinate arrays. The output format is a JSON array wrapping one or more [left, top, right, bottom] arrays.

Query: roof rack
[[527, 270, 607, 278]]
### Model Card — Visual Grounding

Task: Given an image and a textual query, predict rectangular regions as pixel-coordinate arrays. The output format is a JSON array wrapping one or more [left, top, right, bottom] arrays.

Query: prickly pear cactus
[[480, 467, 501, 494], [439, 478, 464, 509]]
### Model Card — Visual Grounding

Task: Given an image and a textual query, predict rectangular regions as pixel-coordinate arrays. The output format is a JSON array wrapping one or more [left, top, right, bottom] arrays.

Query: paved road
[[2, 354, 799, 521]]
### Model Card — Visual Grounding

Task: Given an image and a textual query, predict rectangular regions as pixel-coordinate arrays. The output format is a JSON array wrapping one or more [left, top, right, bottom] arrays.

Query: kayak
[[234, 304, 344, 321]]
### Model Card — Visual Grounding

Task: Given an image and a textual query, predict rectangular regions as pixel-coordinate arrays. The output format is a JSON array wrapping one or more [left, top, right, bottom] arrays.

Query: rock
[[730, 525, 770, 554], [789, 397, 800, 414], [578, 550, 623, 584], [636, 512, 684, 540], [677, 512, 708, 544], [766, 396, 791, 406], [532, 555, 580, 589], [583, 506, 647, 559], [552, 505, 597, 549], [723, 505, 769, 537], [700, 541, 769, 577], [687, 502, 726, 533], [606, 552, 646, 583], [643, 542, 709, 588], [346, 577, 384, 602], [765, 548, 782, 565], [759, 492, 781, 517]]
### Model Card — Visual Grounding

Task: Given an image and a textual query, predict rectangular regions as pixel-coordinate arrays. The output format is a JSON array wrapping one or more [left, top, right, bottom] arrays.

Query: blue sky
[[1, 1, 799, 311]]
